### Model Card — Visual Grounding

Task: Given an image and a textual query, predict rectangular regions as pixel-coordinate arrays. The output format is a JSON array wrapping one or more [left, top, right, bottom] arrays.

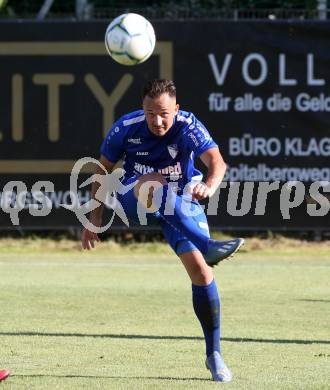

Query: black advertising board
[[0, 21, 329, 232]]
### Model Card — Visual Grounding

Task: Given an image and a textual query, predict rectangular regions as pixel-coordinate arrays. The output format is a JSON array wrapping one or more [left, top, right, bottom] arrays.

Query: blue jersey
[[100, 109, 218, 192]]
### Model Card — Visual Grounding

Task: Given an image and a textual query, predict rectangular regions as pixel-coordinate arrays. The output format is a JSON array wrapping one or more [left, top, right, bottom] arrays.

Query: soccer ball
[[105, 13, 156, 66]]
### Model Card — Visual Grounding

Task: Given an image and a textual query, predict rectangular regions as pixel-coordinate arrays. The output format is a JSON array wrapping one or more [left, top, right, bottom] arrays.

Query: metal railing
[[91, 7, 323, 20], [0, 0, 328, 20]]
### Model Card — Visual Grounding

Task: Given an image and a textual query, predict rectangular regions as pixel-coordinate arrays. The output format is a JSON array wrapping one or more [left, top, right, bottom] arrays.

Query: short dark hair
[[142, 79, 176, 100]]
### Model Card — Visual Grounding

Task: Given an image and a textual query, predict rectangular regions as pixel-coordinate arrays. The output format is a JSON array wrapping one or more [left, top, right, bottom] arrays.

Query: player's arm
[[192, 147, 227, 201], [81, 155, 116, 250]]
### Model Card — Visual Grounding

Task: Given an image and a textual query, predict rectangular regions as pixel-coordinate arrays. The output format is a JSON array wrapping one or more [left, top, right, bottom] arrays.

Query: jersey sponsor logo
[[128, 138, 142, 144], [158, 161, 182, 176], [136, 151, 149, 156], [167, 144, 178, 159], [134, 162, 154, 174], [134, 161, 182, 179]]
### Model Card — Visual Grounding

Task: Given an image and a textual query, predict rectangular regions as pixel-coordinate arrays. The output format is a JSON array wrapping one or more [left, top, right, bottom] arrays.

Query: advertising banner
[[0, 21, 329, 231]]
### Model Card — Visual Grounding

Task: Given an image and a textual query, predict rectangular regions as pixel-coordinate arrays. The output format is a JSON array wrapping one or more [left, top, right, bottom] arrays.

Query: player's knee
[[134, 173, 167, 209], [196, 271, 213, 286], [189, 263, 213, 285], [137, 172, 167, 188]]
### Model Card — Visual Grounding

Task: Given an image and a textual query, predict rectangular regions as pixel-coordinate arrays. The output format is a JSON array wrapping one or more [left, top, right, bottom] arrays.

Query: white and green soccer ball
[[105, 13, 156, 66]]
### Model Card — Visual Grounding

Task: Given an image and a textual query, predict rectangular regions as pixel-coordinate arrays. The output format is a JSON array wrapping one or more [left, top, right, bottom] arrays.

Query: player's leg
[[180, 249, 220, 359], [179, 249, 213, 285], [134, 173, 244, 266], [116, 175, 161, 227], [161, 215, 232, 382], [134, 172, 210, 251], [179, 250, 219, 357], [179, 249, 232, 382]]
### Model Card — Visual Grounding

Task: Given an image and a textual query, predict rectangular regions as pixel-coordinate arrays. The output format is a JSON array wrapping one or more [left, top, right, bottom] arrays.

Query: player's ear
[[175, 103, 179, 114]]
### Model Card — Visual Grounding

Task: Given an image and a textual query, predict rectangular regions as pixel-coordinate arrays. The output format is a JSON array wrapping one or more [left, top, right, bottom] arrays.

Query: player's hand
[[81, 227, 100, 250], [191, 182, 212, 200]]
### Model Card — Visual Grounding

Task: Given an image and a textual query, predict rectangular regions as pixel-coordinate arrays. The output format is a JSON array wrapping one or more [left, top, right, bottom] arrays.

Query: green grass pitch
[[0, 238, 329, 389]]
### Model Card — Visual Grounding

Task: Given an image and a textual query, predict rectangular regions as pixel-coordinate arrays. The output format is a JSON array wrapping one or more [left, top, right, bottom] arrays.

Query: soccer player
[[0, 369, 10, 382], [81, 79, 244, 382]]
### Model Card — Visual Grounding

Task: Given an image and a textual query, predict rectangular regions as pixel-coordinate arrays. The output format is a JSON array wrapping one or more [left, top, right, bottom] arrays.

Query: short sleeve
[[100, 122, 125, 163], [185, 118, 218, 157]]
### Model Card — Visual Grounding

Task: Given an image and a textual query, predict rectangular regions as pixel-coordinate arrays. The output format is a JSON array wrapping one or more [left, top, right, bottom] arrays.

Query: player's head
[[142, 79, 179, 137]]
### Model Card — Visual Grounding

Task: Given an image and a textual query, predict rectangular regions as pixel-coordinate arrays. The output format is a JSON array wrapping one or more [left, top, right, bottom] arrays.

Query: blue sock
[[155, 184, 209, 253], [192, 279, 221, 357]]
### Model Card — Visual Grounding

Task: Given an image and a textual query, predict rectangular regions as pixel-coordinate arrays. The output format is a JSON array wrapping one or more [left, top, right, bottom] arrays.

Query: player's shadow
[[13, 374, 208, 382], [1, 331, 330, 345], [296, 298, 330, 303]]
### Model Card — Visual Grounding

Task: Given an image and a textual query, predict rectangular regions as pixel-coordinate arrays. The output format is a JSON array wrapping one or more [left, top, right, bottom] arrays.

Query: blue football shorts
[[116, 176, 210, 256]]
